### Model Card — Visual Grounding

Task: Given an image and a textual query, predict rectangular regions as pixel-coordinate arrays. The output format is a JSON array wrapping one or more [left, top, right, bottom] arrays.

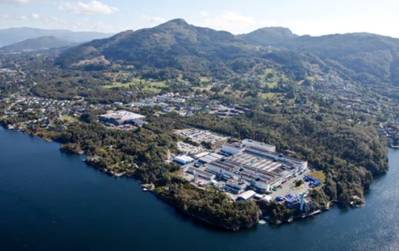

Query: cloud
[[31, 13, 40, 19], [202, 11, 258, 34], [60, 1, 118, 15], [4, 13, 41, 21], [18, 15, 28, 21], [0, 0, 35, 4], [200, 11, 209, 17]]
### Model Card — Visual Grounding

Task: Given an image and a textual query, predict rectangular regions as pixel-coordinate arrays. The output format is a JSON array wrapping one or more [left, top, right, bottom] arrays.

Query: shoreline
[[0, 124, 370, 230], [1, 121, 398, 251]]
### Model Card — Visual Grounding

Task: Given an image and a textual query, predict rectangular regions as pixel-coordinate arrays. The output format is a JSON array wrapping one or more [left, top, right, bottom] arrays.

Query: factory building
[[224, 181, 247, 194], [221, 143, 242, 155], [174, 155, 194, 165], [176, 132, 309, 201], [251, 181, 271, 194], [187, 167, 215, 181], [175, 129, 228, 149], [207, 140, 307, 193], [237, 190, 256, 201], [242, 139, 276, 153], [198, 152, 224, 164], [99, 110, 146, 127]]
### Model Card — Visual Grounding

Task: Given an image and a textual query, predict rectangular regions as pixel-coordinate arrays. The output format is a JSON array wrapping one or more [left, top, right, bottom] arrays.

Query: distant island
[[1, 19, 397, 231]]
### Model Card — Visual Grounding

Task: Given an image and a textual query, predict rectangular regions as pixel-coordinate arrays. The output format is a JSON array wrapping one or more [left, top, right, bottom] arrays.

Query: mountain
[[57, 19, 399, 85], [242, 30, 399, 85], [0, 36, 75, 53], [0, 27, 111, 47], [238, 27, 297, 46], [292, 33, 399, 84], [56, 19, 263, 76]]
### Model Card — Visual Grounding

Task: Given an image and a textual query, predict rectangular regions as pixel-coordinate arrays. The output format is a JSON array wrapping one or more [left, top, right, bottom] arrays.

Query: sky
[[0, 0, 398, 37]]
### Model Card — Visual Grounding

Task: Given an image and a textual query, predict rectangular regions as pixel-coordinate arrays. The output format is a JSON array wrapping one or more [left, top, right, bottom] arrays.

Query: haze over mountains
[[0, 27, 111, 47], [0, 36, 76, 53]]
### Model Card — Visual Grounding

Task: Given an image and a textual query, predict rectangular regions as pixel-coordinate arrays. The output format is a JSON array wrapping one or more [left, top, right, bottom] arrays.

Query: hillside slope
[[241, 30, 399, 84], [56, 19, 271, 76], [0, 36, 75, 53]]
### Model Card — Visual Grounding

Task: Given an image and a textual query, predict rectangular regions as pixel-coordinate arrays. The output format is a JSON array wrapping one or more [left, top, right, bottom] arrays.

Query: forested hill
[[238, 27, 298, 46], [56, 19, 267, 78], [56, 18, 399, 86], [241, 30, 399, 85]]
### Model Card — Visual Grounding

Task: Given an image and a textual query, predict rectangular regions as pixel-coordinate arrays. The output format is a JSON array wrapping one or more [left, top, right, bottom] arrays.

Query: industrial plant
[[173, 128, 312, 204]]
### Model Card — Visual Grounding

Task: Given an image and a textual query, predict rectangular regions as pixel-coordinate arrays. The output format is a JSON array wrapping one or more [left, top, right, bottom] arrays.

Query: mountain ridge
[[0, 36, 76, 53], [55, 18, 399, 85], [0, 27, 112, 47], [56, 19, 263, 77]]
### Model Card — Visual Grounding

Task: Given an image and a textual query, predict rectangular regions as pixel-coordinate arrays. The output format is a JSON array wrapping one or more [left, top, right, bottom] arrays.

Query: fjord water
[[1, 127, 399, 251]]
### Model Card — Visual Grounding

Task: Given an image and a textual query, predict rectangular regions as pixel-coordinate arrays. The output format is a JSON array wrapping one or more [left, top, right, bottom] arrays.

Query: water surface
[[1, 127, 398, 251]]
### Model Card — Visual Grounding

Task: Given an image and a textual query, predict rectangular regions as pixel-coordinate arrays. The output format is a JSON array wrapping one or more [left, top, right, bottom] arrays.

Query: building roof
[[199, 153, 224, 163], [100, 110, 145, 121], [174, 155, 194, 163], [238, 190, 256, 200]]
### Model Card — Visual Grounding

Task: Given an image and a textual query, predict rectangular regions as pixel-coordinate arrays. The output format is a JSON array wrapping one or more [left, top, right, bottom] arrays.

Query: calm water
[[1, 127, 399, 251]]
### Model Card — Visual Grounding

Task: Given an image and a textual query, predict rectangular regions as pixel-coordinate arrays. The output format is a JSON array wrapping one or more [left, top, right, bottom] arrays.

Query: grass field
[[102, 78, 167, 94]]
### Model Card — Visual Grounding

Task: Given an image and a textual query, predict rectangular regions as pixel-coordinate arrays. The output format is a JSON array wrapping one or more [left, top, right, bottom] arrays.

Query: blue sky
[[0, 0, 398, 37]]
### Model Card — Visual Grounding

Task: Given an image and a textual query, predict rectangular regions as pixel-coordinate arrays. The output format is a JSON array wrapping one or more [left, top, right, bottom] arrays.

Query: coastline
[[0, 123, 373, 230], [1, 123, 398, 251], [0, 124, 258, 230]]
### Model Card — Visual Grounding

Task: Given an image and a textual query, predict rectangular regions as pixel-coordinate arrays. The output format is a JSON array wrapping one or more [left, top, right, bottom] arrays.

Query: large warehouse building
[[99, 110, 146, 127]]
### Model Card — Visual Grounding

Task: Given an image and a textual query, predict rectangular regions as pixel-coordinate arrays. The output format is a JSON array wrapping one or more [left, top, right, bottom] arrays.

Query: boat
[[301, 210, 322, 219], [308, 210, 321, 216]]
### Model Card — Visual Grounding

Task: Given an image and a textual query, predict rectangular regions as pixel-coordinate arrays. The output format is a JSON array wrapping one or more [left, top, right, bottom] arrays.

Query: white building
[[198, 153, 224, 164], [242, 139, 276, 153], [237, 190, 256, 201], [173, 155, 194, 165], [187, 167, 215, 181], [99, 110, 146, 126], [221, 143, 242, 155]]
